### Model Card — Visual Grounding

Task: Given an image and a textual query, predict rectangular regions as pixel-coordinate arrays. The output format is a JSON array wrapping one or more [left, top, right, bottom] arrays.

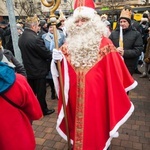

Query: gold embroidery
[[74, 70, 85, 149]]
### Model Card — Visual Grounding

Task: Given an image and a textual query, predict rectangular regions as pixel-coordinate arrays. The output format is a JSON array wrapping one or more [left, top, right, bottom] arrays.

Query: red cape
[[52, 37, 137, 150]]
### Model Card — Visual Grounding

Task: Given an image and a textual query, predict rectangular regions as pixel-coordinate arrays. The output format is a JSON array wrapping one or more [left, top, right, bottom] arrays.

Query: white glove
[[52, 48, 63, 61]]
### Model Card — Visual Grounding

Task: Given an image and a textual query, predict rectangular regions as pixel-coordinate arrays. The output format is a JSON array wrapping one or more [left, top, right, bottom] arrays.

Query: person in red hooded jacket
[[0, 47, 43, 150]]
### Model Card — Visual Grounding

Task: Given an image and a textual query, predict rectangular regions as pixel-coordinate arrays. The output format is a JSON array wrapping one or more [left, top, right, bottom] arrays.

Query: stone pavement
[[33, 66, 150, 150]]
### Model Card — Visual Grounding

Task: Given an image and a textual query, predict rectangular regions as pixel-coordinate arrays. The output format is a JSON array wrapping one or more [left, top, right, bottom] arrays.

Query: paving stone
[[129, 135, 139, 142], [35, 126, 46, 132], [35, 137, 46, 145], [53, 141, 66, 149], [43, 139, 55, 147], [44, 133, 55, 140], [143, 143, 150, 150], [43, 127, 53, 133], [145, 132, 150, 138], [35, 131, 46, 138], [132, 142, 142, 150], [121, 140, 133, 148]]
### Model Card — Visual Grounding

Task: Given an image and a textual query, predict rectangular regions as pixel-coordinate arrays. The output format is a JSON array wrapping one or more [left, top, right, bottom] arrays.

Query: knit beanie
[[39, 20, 46, 27]]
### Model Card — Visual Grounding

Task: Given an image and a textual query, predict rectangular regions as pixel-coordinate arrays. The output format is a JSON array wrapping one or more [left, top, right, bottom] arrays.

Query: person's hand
[[52, 49, 63, 62], [116, 47, 124, 56]]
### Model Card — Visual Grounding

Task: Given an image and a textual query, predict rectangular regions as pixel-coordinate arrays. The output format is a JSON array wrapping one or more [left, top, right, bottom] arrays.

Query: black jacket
[[109, 26, 143, 75], [18, 29, 52, 79]]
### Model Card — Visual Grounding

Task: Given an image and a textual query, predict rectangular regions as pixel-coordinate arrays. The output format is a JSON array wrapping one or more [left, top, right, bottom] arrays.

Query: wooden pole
[[53, 24, 71, 150], [41, 1, 71, 149]]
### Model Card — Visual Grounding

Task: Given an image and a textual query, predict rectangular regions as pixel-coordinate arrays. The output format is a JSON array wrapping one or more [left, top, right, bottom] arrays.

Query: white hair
[[64, 14, 109, 68]]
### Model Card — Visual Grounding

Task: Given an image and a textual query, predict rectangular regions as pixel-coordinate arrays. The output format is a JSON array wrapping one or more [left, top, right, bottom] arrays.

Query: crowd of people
[[0, 0, 150, 149]]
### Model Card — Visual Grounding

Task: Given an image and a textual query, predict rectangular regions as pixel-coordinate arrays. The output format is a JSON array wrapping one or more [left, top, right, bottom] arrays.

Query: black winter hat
[[143, 13, 148, 19], [47, 22, 52, 28], [39, 20, 46, 27], [119, 17, 131, 24]]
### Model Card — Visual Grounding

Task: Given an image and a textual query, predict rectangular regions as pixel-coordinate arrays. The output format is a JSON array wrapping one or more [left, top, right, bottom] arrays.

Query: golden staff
[[40, 1, 71, 149]]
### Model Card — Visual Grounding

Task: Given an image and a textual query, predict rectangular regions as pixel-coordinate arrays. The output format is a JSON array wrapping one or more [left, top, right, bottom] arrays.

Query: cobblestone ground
[[33, 66, 150, 150]]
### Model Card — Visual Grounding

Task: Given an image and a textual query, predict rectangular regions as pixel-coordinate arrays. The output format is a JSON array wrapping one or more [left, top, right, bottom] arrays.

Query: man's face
[[60, 20, 65, 27], [75, 18, 89, 27], [17, 28, 22, 35], [48, 26, 53, 34], [43, 23, 47, 28], [119, 19, 129, 29], [101, 17, 106, 22], [0, 24, 7, 29], [32, 21, 40, 33]]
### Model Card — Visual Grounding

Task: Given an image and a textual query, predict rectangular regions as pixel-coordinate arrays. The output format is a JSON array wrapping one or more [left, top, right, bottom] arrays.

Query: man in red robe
[[51, 3, 137, 150]]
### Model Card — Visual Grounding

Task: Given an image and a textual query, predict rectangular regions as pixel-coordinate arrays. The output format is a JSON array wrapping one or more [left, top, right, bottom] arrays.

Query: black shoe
[[138, 60, 143, 65], [43, 109, 55, 116], [134, 69, 142, 74], [140, 72, 147, 78]]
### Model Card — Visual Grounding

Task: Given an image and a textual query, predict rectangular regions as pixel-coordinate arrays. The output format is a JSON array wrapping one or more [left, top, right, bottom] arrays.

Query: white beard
[[65, 15, 108, 68]]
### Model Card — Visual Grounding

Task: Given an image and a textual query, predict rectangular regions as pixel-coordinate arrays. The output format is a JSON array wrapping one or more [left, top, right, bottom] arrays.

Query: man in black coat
[[109, 6, 143, 75], [18, 16, 55, 116]]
